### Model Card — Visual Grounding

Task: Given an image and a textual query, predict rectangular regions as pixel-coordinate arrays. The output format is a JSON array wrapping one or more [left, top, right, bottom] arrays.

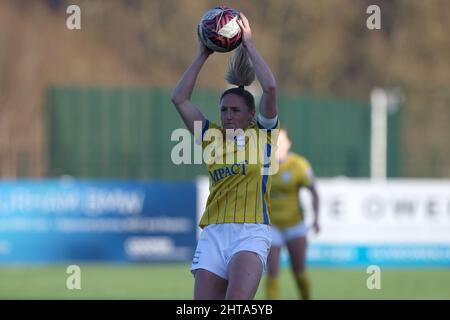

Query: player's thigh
[[226, 251, 263, 300], [267, 245, 282, 276], [194, 269, 228, 300], [267, 225, 283, 275], [286, 236, 307, 274]]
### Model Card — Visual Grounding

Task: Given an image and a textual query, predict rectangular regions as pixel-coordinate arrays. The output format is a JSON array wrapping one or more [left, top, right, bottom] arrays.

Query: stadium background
[[0, 0, 449, 299]]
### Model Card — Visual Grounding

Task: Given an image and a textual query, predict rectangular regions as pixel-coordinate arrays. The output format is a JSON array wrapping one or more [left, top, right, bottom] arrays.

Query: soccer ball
[[198, 6, 242, 53]]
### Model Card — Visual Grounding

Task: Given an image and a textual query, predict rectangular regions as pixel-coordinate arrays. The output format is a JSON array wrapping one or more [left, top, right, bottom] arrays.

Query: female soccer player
[[266, 128, 320, 300], [171, 13, 278, 300]]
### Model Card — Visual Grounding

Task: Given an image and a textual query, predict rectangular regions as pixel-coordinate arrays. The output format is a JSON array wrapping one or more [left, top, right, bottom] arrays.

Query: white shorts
[[270, 221, 308, 247], [191, 223, 272, 280]]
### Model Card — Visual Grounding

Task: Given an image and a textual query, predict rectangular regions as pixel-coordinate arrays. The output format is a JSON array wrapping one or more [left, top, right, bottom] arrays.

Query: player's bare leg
[[226, 251, 263, 300], [286, 236, 310, 299], [194, 269, 228, 300], [266, 245, 281, 299]]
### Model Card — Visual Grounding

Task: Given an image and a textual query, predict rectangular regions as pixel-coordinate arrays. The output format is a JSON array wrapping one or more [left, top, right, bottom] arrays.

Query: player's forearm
[[245, 42, 277, 118], [312, 192, 320, 221], [171, 53, 209, 106], [245, 42, 276, 92], [313, 201, 319, 221]]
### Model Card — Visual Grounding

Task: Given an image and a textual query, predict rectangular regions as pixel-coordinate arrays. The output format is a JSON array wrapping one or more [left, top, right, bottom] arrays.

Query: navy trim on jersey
[[202, 119, 210, 139], [261, 143, 272, 224], [257, 118, 279, 131]]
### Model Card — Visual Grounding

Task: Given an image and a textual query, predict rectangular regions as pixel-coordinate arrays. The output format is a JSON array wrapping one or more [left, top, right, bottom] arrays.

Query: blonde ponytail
[[225, 45, 255, 87]]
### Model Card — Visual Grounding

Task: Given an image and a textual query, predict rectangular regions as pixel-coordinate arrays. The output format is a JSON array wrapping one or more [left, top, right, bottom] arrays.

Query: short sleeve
[[201, 121, 221, 149]]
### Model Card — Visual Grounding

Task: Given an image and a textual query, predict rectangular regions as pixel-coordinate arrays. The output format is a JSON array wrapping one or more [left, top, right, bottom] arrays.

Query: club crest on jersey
[[283, 171, 291, 182]]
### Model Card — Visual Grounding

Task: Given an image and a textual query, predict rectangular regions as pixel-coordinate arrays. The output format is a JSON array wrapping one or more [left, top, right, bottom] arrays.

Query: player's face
[[220, 93, 255, 130]]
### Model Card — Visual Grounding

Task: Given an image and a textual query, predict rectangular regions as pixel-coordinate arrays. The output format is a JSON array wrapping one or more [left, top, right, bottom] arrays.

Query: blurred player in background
[[266, 128, 320, 300], [171, 13, 279, 300]]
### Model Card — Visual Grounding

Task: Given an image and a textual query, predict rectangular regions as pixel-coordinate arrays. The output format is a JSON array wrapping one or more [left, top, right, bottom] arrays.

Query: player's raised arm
[[237, 13, 277, 120], [171, 41, 212, 134]]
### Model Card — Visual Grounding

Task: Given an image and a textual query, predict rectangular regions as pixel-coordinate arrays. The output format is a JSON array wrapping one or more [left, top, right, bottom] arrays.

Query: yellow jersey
[[198, 119, 280, 229], [270, 153, 314, 229]]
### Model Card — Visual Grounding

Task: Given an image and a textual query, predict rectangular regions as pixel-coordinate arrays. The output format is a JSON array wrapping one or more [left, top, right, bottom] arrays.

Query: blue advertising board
[[301, 244, 450, 267], [0, 180, 197, 263]]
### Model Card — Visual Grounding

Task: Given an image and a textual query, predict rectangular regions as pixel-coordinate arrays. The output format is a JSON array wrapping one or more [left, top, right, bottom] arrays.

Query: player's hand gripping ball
[[198, 6, 242, 53]]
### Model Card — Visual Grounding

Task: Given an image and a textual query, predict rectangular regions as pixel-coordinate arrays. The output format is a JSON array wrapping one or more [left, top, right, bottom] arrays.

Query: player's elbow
[[263, 83, 277, 95], [170, 94, 185, 107]]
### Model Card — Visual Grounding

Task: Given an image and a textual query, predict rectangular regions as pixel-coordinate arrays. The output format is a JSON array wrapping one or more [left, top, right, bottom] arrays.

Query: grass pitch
[[0, 264, 449, 300]]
